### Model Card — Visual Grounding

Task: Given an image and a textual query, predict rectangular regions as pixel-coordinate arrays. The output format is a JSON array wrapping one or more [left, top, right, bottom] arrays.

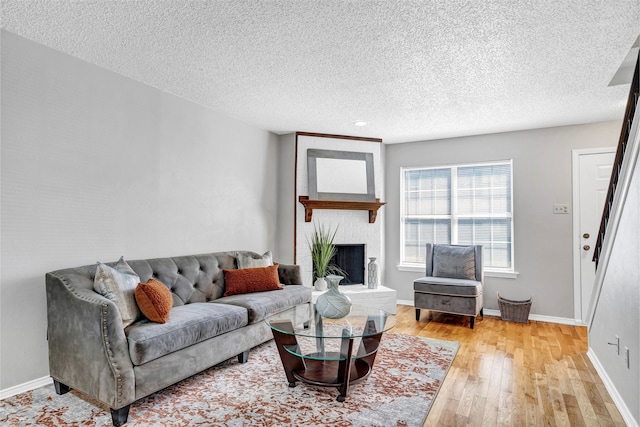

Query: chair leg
[[470, 316, 475, 329], [415, 308, 421, 321]]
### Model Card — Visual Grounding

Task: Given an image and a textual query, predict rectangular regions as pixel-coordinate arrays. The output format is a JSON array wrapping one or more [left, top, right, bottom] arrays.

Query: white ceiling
[[2, 1, 639, 144]]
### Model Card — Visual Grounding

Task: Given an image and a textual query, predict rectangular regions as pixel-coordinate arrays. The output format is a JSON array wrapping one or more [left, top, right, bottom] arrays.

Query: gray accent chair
[[414, 243, 484, 329]]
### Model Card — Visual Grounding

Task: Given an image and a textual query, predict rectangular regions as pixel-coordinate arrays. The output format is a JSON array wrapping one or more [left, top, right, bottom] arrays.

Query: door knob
[[583, 233, 590, 239], [583, 245, 591, 251]]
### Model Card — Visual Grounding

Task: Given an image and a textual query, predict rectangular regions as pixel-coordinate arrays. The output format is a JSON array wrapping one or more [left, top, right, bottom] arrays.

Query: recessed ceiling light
[[353, 121, 367, 126]]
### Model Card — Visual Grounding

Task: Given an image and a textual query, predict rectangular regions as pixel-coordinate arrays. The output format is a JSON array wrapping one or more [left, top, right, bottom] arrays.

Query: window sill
[[397, 264, 519, 279]]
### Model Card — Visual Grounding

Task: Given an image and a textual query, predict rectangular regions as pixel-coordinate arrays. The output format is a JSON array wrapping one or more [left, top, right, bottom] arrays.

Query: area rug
[[0, 333, 458, 427]]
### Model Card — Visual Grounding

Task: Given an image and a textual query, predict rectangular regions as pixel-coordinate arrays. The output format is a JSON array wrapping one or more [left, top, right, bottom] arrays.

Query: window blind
[[401, 161, 513, 270]]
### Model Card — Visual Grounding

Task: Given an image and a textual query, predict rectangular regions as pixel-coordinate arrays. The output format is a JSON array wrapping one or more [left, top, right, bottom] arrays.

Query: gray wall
[[590, 151, 639, 423], [274, 133, 296, 264], [384, 121, 621, 318], [0, 31, 279, 390]]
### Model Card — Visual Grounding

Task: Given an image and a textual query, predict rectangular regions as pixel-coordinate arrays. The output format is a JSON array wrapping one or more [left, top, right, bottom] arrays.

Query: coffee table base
[[291, 357, 372, 401], [270, 321, 383, 401]]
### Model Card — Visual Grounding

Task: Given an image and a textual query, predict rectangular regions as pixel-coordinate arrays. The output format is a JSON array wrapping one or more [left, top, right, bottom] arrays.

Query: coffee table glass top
[[267, 304, 396, 339], [267, 304, 395, 364]]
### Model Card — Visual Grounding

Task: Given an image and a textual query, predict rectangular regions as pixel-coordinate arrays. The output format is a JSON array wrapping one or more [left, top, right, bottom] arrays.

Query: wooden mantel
[[298, 196, 386, 223]]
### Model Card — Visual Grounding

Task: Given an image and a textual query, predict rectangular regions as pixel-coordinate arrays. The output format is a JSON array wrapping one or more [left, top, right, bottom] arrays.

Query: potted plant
[[308, 223, 343, 291]]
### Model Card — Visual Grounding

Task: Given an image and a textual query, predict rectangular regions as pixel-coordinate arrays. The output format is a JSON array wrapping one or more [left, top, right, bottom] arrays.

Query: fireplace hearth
[[331, 244, 365, 285]]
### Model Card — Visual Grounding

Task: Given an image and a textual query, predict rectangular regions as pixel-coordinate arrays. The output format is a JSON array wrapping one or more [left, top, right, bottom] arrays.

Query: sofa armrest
[[46, 272, 135, 409], [277, 264, 303, 286]]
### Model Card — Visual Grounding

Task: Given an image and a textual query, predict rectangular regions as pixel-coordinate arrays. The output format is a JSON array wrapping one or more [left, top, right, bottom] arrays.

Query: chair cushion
[[432, 245, 476, 280], [212, 285, 311, 324], [414, 276, 483, 296], [127, 302, 248, 365]]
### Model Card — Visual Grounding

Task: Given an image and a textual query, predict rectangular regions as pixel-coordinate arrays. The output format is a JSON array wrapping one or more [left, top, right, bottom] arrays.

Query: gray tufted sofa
[[45, 251, 312, 426]]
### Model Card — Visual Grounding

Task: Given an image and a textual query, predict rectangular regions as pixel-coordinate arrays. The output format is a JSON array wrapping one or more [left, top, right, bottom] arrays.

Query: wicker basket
[[497, 292, 532, 323]]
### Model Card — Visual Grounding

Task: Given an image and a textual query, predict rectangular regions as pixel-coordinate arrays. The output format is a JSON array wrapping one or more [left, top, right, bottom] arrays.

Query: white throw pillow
[[237, 251, 273, 269], [93, 257, 140, 328]]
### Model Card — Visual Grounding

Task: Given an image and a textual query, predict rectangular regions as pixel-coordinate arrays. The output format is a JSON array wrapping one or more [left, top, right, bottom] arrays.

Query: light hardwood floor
[[392, 304, 626, 427]]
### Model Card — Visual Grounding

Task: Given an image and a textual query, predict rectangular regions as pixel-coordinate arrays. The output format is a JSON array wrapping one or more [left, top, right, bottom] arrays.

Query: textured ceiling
[[2, 1, 639, 143]]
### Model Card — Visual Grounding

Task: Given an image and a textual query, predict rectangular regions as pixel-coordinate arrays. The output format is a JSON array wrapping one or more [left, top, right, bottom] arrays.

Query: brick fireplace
[[295, 133, 384, 288]]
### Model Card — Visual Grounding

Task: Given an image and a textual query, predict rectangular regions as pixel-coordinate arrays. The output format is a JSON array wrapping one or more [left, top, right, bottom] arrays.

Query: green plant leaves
[[307, 223, 345, 280]]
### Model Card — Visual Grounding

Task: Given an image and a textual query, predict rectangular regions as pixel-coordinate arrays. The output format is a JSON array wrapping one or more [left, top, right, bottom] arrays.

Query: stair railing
[[587, 50, 640, 329], [593, 51, 639, 268]]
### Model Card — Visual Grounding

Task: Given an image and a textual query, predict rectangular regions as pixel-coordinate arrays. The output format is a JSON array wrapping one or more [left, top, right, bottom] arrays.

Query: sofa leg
[[237, 350, 250, 363], [110, 405, 130, 427], [53, 380, 70, 395], [415, 308, 421, 321], [480, 308, 484, 317], [470, 316, 475, 329]]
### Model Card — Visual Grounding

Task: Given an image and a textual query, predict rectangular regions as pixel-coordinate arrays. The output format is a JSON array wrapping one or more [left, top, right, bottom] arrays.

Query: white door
[[573, 149, 615, 324]]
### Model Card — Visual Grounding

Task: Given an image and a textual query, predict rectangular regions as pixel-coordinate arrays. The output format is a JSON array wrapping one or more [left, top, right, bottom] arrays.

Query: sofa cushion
[[223, 264, 283, 296], [432, 245, 476, 280], [414, 276, 482, 296], [135, 278, 173, 323], [237, 250, 273, 268], [126, 302, 248, 365], [93, 257, 140, 328], [213, 285, 312, 324]]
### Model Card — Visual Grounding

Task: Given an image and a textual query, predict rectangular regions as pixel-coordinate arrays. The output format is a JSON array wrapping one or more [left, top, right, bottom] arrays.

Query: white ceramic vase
[[314, 277, 327, 291], [367, 257, 378, 289], [315, 275, 352, 319]]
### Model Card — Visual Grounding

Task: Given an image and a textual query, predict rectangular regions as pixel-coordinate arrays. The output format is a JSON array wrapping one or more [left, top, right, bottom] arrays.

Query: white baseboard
[[587, 348, 638, 427], [483, 309, 578, 326], [396, 302, 578, 326], [0, 376, 52, 400]]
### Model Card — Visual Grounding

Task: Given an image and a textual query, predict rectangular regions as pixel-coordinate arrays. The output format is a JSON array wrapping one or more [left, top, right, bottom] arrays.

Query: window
[[401, 161, 513, 271]]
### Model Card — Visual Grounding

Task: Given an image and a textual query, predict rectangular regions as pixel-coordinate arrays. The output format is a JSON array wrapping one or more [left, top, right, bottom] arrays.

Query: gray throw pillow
[[432, 245, 476, 280], [237, 251, 273, 269], [93, 257, 140, 328]]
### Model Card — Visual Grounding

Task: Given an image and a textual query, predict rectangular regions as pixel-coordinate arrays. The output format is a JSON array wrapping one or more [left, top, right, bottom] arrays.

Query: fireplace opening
[[331, 244, 365, 285]]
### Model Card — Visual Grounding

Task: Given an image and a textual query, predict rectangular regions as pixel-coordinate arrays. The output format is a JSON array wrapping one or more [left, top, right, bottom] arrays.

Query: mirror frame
[[307, 149, 375, 201]]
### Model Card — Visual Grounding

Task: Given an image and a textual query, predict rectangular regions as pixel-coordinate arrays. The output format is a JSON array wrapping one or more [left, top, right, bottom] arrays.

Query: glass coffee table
[[266, 304, 396, 401]]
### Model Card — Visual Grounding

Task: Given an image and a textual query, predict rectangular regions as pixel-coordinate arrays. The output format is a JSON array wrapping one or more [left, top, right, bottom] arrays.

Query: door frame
[[571, 147, 616, 325]]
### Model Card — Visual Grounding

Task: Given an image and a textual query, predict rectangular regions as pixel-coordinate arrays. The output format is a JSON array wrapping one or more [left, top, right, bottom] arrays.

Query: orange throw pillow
[[223, 264, 283, 296], [135, 278, 173, 323]]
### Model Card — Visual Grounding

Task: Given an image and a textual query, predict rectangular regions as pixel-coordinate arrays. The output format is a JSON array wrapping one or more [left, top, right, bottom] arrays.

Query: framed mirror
[[307, 149, 375, 201]]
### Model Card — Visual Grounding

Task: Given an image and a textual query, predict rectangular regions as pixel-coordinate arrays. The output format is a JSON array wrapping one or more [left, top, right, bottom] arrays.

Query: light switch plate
[[553, 204, 570, 214]]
